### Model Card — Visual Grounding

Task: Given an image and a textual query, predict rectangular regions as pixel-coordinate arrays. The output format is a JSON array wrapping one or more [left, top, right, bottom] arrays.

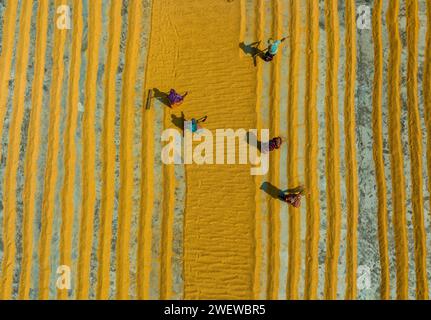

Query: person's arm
[[283, 185, 305, 194], [197, 115, 208, 123]]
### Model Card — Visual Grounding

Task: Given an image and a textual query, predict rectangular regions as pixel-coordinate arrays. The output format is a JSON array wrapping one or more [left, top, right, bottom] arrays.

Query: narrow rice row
[[96, 0, 122, 300], [76, 0, 102, 300], [18, 0, 49, 300], [0, 0, 18, 158], [286, 0, 300, 300], [160, 113, 175, 300], [371, 0, 390, 300], [405, 0, 428, 300], [425, 0, 431, 238], [266, 0, 281, 300], [157, 2, 176, 298], [57, 0, 83, 300], [116, 0, 142, 299], [0, 0, 33, 299], [136, 96, 154, 300], [323, 0, 342, 300], [343, 0, 359, 300], [159, 28, 176, 299], [239, 0, 246, 43], [158, 1, 176, 292], [303, 0, 320, 300], [253, 0, 264, 300], [38, 0, 68, 300], [385, 0, 409, 300], [135, 6, 156, 300]]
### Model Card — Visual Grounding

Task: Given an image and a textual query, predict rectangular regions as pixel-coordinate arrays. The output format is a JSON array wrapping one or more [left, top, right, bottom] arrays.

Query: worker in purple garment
[[167, 89, 188, 108]]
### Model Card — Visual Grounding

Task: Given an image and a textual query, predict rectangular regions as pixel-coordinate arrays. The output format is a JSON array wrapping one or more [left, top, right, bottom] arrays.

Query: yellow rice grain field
[[0, 0, 430, 300]]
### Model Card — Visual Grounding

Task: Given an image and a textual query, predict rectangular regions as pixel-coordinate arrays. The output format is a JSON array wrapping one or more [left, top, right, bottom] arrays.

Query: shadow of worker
[[153, 88, 171, 107], [260, 182, 283, 200], [239, 41, 264, 67], [245, 131, 263, 152], [171, 112, 186, 131]]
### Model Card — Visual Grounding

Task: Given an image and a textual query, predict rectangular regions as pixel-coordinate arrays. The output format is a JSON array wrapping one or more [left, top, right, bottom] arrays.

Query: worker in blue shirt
[[185, 116, 207, 133], [263, 37, 287, 61]]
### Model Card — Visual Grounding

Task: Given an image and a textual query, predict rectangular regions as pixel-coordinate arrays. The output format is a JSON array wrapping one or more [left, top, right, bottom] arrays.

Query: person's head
[[284, 193, 302, 208], [274, 137, 283, 148]]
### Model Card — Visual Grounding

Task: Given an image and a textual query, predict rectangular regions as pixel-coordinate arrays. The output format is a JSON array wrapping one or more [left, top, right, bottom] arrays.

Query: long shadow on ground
[[260, 182, 283, 200], [239, 41, 264, 67], [153, 88, 171, 107], [171, 112, 186, 131]]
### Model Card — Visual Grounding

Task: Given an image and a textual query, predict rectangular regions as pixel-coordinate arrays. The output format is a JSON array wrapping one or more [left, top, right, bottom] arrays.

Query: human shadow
[[153, 88, 171, 107], [171, 112, 186, 131], [260, 182, 283, 200], [246, 131, 263, 152], [239, 41, 264, 67]]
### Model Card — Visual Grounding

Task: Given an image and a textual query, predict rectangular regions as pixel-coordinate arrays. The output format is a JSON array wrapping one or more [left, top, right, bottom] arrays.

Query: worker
[[263, 37, 287, 62], [191, 116, 207, 133], [184, 115, 207, 133], [167, 89, 188, 108], [279, 185, 305, 208], [262, 136, 283, 153]]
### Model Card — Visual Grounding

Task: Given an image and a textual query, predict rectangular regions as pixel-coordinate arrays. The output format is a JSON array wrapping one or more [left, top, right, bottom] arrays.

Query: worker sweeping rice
[[279, 185, 305, 208], [263, 37, 287, 62], [168, 89, 188, 108], [261, 136, 283, 153]]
